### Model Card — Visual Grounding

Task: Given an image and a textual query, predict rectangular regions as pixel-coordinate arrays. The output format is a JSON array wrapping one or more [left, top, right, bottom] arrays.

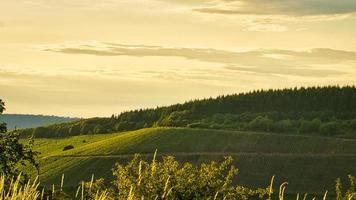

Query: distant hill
[[0, 114, 80, 131], [18, 86, 356, 138]]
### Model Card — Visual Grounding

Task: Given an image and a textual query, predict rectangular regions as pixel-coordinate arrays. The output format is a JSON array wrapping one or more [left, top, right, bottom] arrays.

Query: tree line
[[17, 86, 356, 138]]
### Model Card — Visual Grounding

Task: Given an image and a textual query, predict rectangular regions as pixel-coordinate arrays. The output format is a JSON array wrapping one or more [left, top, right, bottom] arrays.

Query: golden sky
[[1, 0, 356, 117]]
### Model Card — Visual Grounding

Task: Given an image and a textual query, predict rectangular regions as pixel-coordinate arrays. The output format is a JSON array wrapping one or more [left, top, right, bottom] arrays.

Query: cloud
[[193, 0, 356, 17], [0, 68, 230, 117], [225, 66, 345, 77], [44, 42, 356, 77], [180, 0, 356, 32], [244, 20, 288, 32]]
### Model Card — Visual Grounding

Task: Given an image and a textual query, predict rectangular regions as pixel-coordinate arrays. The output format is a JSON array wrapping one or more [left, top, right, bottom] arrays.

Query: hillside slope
[[34, 128, 356, 194]]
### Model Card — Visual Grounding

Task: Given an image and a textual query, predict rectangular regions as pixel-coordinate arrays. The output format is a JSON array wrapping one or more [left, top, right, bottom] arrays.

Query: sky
[[1, 0, 356, 117]]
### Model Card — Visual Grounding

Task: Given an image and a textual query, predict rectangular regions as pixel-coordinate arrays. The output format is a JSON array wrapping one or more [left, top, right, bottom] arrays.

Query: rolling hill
[[10, 86, 356, 196], [32, 127, 356, 194]]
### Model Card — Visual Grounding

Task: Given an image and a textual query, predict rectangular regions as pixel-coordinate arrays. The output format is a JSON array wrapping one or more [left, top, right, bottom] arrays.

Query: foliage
[[17, 86, 356, 138], [112, 153, 269, 200], [350, 119, 356, 130], [1, 150, 356, 199], [0, 132, 39, 179], [299, 118, 321, 134], [319, 121, 342, 136], [0, 99, 39, 182], [2, 158, 355, 200], [248, 116, 273, 132], [271, 119, 294, 133], [0, 100, 5, 133]]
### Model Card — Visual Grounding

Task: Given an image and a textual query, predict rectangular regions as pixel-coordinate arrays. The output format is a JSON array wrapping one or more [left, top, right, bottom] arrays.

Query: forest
[[17, 86, 356, 138]]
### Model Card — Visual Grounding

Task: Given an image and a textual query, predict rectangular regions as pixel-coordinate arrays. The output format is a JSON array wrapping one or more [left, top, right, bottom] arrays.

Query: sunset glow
[[1, 0, 356, 117]]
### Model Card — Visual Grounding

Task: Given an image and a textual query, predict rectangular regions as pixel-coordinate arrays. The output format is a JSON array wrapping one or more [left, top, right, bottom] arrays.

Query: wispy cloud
[[0, 68, 229, 117], [193, 0, 356, 17], [44, 42, 356, 77], [244, 19, 288, 32], [166, 0, 356, 32], [225, 66, 345, 77]]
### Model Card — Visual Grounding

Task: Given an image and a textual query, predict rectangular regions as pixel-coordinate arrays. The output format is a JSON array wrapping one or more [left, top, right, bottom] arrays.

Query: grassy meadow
[[30, 127, 356, 195]]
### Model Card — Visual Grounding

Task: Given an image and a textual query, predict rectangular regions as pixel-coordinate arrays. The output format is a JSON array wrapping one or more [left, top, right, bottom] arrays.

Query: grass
[[2, 168, 339, 200], [31, 127, 356, 194], [0, 174, 110, 200], [0, 174, 40, 200]]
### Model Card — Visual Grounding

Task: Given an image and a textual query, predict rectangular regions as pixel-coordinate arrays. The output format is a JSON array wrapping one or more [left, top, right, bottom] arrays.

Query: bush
[[1, 155, 355, 200], [272, 119, 294, 132], [112, 153, 269, 200], [350, 119, 356, 130], [299, 118, 321, 134], [212, 113, 225, 124], [209, 123, 224, 129], [62, 145, 74, 151], [159, 110, 191, 127], [319, 122, 341, 136], [249, 116, 273, 132], [93, 125, 103, 134]]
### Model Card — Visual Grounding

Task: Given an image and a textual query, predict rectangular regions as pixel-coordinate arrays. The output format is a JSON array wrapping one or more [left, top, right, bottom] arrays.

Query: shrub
[[93, 125, 102, 134], [272, 119, 294, 132], [62, 145, 74, 151], [159, 110, 191, 127], [112, 153, 269, 200], [350, 119, 356, 130], [249, 116, 273, 132], [319, 122, 341, 136], [209, 123, 224, 129], [299, 118, 321, 134], [69, 124, 82, 136], [212, 113, 225, 124]]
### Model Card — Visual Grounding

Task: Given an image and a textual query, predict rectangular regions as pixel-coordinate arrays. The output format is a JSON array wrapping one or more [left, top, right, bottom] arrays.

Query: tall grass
[[1, 153, 355, 199], [0, 173, 110, 200], [1, 173, 345, 200], [0, 174, 40, 200]]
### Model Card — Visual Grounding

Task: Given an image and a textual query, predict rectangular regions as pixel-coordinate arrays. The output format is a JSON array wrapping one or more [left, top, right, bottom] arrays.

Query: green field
[[33, 127, 356, 194]]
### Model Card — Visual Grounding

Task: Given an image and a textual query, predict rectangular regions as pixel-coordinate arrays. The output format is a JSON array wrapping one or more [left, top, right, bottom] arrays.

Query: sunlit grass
[[30, 127, 356, 193]]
